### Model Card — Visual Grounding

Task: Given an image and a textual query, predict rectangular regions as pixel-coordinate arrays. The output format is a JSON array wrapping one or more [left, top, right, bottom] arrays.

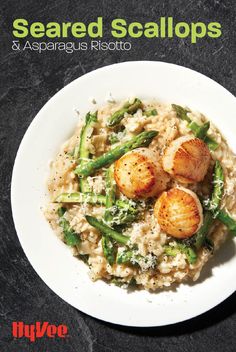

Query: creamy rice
[[45, 99, 236, 290]]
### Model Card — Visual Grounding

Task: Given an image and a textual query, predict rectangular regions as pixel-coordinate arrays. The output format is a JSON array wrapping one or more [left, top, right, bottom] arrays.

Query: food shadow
[[187, 235, 236, 286], [99, 236, 236, 336]]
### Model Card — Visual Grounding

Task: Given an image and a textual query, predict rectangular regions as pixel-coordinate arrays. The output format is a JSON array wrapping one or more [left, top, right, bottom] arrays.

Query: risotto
[[44, 98, 236, 290]]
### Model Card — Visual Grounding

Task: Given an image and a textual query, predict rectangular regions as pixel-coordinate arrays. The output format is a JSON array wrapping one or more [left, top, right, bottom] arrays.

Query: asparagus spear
[[116, 249, 141, 264], [194, 212, 214, 250], [55, 192, 138, 215], [58, 206, 66, 218], [164, 243, 197, 264], [115, 199, 138, 213], [144, 108, 158, 117], [195, 161, 224, 249], [104, 166, 138, 226], [215, 210, 236, 236], [207, 160, 224, 214], [104, 165, 116, 223], [102, 236, 116, 265], [57, 207, 81, 246], [195, 160, 224, 249], [111, 277, 137, 288], [202, 160, 236, 235], [204, 136, 219, 152], [111, 278, 124, 287], [111, 207, 138, 225], [85, 215, 130, 245], [75, 111, 97, 193], [74, 130, 158, 177], [107, 98, 143, 127], [74, 111, 98, 159], [172, 104, 219, 151], [116, 249, 156, 269], [108, 133, 120, 145], [195, 121, 210, 139], [102, 166, 133, 265]]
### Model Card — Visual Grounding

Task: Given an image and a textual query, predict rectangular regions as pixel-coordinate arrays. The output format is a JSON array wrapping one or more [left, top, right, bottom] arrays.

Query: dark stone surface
[[0, 0, 235, 351]]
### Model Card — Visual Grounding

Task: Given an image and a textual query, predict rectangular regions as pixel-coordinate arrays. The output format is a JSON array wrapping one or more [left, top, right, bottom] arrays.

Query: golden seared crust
[[114, 148, 169, 199], [162, 136, 211, 183], [154, 187, 203, 238]]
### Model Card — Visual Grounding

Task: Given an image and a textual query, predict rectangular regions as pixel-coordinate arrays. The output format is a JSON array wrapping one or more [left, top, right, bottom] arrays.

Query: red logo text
[[12, 321, 68, 342]]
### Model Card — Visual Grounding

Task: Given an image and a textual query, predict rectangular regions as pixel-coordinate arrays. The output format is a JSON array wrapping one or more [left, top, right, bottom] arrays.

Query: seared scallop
[[162, 136, 211, 183], [154, 187, 203, 238], [114, 148, 170, 199]]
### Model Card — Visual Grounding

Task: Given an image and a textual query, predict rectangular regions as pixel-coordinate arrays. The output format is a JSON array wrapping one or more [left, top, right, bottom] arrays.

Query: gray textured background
[[0, 0, 236, 351]]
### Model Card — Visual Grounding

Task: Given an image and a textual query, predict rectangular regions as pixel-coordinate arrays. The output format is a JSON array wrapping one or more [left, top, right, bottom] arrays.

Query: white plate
[[11, 61, 236, 327]]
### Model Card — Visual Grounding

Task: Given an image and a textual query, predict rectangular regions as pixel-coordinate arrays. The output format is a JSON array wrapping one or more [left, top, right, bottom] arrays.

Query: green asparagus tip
[[57, 207, 66, 217], [107, 98, 143, 127], [85, 111, 98, 123], [172, 104, 219, 151]]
